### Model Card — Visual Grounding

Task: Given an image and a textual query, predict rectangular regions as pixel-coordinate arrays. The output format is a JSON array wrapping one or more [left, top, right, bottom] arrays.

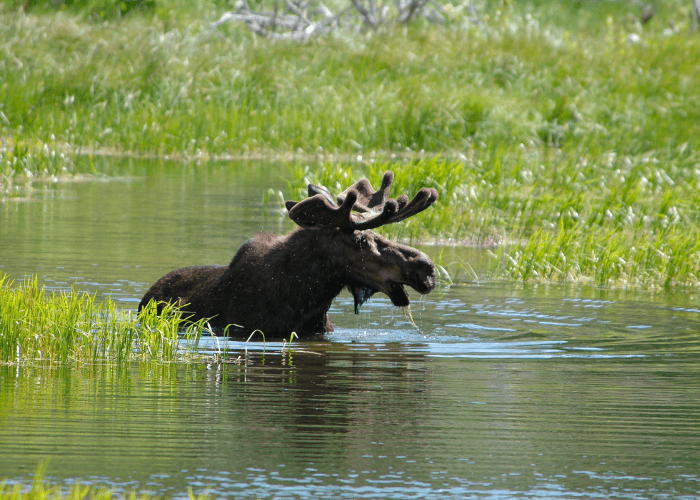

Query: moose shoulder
[[138, 171, 438, 337]]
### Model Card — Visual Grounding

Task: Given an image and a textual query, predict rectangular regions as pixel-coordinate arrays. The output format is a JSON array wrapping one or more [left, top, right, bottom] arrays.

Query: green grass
[[0, 274, 215, 364], [494, 225, 700, 289], [289, 153, 700, 289], [0, 465, 207, 500], [1, 0, 697, 157], [0, 135, 89, 198], [1, 0, 699, 287]]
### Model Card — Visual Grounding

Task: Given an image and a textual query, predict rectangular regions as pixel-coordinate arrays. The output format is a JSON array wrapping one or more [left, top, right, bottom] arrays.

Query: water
[[1, 158, 699, 499]]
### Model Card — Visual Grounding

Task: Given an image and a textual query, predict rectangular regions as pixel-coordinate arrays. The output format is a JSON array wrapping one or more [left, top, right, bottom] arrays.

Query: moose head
[[139, 171, 439, 337]]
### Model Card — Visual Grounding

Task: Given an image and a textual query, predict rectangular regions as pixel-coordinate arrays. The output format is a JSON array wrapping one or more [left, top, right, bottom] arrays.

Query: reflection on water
[[1, 158, 700, 499], [1, 325, 699, 499], [0, 158, 293, 303]]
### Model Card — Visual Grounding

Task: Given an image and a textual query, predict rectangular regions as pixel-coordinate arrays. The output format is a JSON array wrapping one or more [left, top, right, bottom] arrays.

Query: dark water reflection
[[2, 335, 699, 499], [1, 158, 699, 498]]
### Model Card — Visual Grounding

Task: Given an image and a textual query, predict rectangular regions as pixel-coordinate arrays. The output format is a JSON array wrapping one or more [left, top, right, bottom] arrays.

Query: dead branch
[[210, 0, 447, 40], [352, 0, 378, 26]]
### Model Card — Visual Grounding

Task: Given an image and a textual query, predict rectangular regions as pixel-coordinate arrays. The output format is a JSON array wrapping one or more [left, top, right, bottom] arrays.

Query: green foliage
[[1, 0, 699, 288], [6, 0, 156, 20], [0, 136, 81, 198], [0, 275, 211, 364], [494, 225, 700, 289], [0, 465, 207, 500], [1, 1, 697, 156]]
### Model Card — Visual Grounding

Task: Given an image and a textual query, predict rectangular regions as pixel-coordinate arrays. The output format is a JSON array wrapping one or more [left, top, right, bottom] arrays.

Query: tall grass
[[290, 149, 700, 289], [2, 0, 699, 287], [494, 225, 700, 289], [0, 274, 210, 364], [1, 1, 697, 158], [0, 465, 207, 500], [0, 135, 88, 198]]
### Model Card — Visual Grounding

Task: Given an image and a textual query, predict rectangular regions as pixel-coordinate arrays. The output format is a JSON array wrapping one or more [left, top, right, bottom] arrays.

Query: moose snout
[[416, 271, 436, 293], [410, 255, 436, 294]]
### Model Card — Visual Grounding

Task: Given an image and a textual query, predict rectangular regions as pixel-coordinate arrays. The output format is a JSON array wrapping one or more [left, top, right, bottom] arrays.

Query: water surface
[[1, 158, 699, 499]]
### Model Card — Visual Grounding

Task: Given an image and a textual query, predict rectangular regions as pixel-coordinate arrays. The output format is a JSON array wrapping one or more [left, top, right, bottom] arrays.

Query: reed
[[0, 275, 211, 364], [2, 0, 698, 288], [0, 465, 207, 500], [495, 225, 700, 290]]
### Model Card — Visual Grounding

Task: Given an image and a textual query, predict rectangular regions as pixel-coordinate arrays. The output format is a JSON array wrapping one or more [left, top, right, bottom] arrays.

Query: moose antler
[[285, 171, 438, 230]]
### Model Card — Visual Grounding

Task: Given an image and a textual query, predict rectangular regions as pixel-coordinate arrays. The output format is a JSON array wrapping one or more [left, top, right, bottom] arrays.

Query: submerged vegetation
[[1, 0, 699, 287]]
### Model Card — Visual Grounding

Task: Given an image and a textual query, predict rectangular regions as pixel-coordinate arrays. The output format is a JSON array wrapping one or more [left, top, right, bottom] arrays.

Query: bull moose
[[138, 171, 438, 336]]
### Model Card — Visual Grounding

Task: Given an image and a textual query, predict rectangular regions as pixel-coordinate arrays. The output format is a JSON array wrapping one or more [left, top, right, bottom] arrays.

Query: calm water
[[1, 158, 699, 499]]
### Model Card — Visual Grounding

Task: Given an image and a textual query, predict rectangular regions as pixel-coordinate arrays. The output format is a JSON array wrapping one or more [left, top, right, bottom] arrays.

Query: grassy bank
[[0, 275, 213, 364], [2, 0, 697, 157], [291, 156, 700, 288], [2, 0, 699, 288]]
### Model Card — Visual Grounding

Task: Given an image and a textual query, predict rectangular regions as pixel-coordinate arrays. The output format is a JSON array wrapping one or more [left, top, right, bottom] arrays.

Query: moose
[[138, 171, 439, 337]]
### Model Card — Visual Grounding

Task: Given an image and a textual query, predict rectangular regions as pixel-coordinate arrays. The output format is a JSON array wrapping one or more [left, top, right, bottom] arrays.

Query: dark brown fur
[[138, 226, 435, 337]]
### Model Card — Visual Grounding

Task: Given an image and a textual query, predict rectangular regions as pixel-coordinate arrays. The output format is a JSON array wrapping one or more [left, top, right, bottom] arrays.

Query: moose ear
[[308, 183, 335, 205]]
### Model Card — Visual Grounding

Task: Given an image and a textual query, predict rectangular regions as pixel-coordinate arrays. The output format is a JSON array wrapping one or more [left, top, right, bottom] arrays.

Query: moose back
[[138, 171, 438, 337]]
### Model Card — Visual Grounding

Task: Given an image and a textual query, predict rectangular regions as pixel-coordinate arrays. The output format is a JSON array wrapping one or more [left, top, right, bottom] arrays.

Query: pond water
[[1, 158, 699, 499]]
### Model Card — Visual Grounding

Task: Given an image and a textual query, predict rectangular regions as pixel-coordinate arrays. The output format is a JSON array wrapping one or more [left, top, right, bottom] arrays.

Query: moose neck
[[271, 226, 350, 298], [219, 227, 350, 335]]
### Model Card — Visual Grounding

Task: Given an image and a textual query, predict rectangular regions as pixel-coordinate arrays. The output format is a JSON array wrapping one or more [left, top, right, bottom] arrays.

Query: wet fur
[[140, 225, 435, 337], [140, 171, 439, 337], [139, 229, 346, 336]]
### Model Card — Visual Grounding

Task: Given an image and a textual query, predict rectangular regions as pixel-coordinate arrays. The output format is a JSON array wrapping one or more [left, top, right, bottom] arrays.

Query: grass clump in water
[[495, 225, 700, 290], [0, 274, 210, 364], [0, 465, 207, 500], [0, 135, 83, 199], [291, 148, 700, 289]]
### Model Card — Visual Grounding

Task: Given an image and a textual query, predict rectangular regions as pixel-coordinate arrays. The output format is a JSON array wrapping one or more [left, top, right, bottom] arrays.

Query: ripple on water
[[1, 162, 700, 500]]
